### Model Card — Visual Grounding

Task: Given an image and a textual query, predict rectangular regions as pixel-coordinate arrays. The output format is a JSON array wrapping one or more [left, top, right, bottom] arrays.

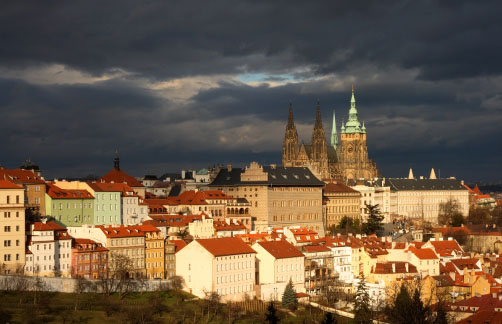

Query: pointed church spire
[[314, 100, 323, 129], [429, 168, 437, 179], [408, 168, 414, 179], [287, 102, 295, 129], [114, 149, 120, 170], [344, 86, 362, 134], [331, 109, 338, 149]]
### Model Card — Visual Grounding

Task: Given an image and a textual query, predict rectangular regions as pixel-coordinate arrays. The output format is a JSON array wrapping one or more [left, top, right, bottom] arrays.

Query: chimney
[[499, 295, 502, 301], [227, 164, 232, 172], [181, 170, 186, 179], [270, 164, 276, 169], [405, 263, 409, 272], [392, 263, 396, 273], [493, 292, 497, 298]]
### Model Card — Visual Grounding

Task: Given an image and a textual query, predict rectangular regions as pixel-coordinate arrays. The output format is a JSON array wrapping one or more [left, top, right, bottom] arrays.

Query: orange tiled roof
[[33, 221, 66, 231], [428, 240, 463, 257], [0, 168, 45, 184], [408, 246, 438, 260], [451, 258, 481, 270], [46, 183, 94, 199], [256, 240, 305, 259], [0, 179, 23, 189], [87, 182, 137, 196], [98, 225, 145, 238], [99, 168, 144, 188], [324, 181, 360, 194], [214, 220, 246, 231], [168, 239, 187, 253], [372, 262, 417, 274], [196, 237, 256, 256]]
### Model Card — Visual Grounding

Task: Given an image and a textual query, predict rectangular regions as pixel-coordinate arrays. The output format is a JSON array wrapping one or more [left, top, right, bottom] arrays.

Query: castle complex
[[282, 88, 378, 181]]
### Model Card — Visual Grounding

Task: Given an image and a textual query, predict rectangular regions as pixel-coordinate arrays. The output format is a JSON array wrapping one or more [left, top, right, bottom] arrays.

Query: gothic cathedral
[[282, 88, 378, 181]]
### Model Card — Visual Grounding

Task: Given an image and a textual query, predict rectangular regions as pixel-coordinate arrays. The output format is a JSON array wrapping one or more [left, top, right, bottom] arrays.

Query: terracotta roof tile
[[46, 183, 94, 199], [372, 262, 418, 274], [99, 168, 144, 188], [408, 246, 438, 260], [0, 179, 23, 189], [256, 240, 305, 259], [33, 221, 66, 231], [196, 237, 256, 257], [0, 169, 45, 184]]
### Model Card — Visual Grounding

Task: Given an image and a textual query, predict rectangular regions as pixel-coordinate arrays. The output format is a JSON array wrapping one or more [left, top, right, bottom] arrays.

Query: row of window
[[216, 284, 253, 295], [3, 254, 20, 261], [276, 263, 303, 272], [272, 213, 320, 221], [272, 200, 320, 207], [2, 195, 21, 204], [3, 240, 20, 247], [3, 225, 20, 232], [215, 260, 253, 272], [110, 238, 145, 246], [216, 272, 252, 284], [2, 211, 20, 218]]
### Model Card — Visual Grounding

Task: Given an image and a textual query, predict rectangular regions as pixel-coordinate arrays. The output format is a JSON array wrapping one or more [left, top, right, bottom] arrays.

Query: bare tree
[[99, 254, 137, 297]]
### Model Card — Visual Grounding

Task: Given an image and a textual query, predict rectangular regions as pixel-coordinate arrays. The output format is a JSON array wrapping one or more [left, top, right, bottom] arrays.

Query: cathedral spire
[[331, 109, 338, 149], [344, 86, 362, 134], [314, 100, 323, 129], [287, 102, 294, 128]]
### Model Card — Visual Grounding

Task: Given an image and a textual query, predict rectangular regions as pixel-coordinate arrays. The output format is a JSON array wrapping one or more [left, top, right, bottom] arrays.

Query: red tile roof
[[214, 220, 246, 232], [168, 239, 187, 253], [456, 310, 502, 324], [372, 262, 418, 274], [0, 168, 45, 184], [196, 237, 256, 257], [99, 168, 144, 188], [73, 238, 108, 252], [149, 214, 204, 227], [87, 182, 136, 195], [428, 240, 463, 257], [256, 240, 305, 259], [408, 246, 438, 260], [33, 221, 66, 231], [98, 225, 145, 238], [235, 233, 272, 244], [451, 258, 481, 270], [46, 183, 94, 199], [0, 179, 23, 189], [324, 181, 360, 194]]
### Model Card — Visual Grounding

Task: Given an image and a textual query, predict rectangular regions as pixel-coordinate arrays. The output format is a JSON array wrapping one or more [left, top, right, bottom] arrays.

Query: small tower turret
[[114, 149, 120, 170]]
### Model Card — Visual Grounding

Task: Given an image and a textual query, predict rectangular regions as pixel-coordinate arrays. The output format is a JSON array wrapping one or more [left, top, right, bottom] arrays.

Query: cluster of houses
[[2, 158, 502, 323]]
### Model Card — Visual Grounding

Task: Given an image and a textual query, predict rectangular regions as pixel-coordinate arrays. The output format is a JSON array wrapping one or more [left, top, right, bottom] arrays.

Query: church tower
[[337, 87, 378, 180], [331, 109, 338, 149], [310, 101, 329, 178], [282, 103, 299, 167]]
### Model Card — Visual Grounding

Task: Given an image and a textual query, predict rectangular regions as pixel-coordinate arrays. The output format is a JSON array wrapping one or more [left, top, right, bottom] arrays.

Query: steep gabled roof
[[408, 246, 438, 260], [0, 168, 45, 184], [46, 183, 94, 199], [0, 179, 23, 189], [33, 221, 66, 231], [256, 240, 305, 259], [196, 237, 256, 257], [99, 168, 144, 188], [372, 262, 417, 274]]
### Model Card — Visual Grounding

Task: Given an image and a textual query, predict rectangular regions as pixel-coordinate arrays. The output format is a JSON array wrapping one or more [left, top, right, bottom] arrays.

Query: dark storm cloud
[[1, 0, 502, 181], [2, 0, 502, 80]]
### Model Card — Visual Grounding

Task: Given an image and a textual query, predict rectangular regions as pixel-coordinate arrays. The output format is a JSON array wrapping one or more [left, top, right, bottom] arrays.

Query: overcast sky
[[1, 0, 501, 181]]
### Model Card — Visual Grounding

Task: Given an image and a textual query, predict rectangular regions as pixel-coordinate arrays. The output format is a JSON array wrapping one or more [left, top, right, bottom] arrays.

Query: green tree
[[363, 204, 384, 235], [467, 206, 491, 225], [265, 302, 280, 324], [353, 276, 372, 324], [438, 199, 463, 226], [319, 312, 337, 324], [281, 279, 298, 310], [385, 284, 450, 324], [493, 206, 502, 226], [450, 212, 464, 227]]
